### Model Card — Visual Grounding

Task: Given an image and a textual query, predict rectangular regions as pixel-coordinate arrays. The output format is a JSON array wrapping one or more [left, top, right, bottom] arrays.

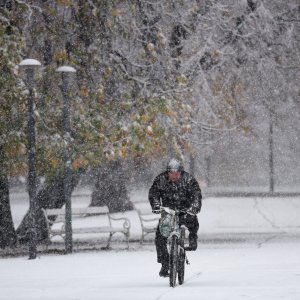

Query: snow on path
[[1, 236, 300, 300]]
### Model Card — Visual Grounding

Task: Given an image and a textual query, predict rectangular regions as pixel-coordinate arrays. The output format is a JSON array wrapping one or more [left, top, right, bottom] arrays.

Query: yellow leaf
[[79, 87, 89, 97], [145, 125, 154, 136], [111, 9, 122, 17], [177, 74, 188, 86], [147, 43, 155, 52], [166, 110, 177, 118], [72, 156, 88, 169], [181, 124, 192, 133], [56, 0, 71, 6]]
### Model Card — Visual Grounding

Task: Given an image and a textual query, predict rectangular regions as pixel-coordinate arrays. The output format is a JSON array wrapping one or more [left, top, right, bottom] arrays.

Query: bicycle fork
[[178, 244, 190, 265]]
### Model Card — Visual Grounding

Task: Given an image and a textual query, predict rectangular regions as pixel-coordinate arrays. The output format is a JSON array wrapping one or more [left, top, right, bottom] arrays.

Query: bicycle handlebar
[[160, 206, 195, 216]]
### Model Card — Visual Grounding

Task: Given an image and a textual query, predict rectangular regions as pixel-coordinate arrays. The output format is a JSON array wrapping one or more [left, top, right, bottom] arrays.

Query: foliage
[[1, 0, 300, 179], [0, 3, 27, 176]]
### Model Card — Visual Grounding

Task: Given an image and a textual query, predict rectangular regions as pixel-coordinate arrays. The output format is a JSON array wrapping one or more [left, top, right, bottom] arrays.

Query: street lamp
[[19, 58, 42, 259], [56, 65, 76, 254]]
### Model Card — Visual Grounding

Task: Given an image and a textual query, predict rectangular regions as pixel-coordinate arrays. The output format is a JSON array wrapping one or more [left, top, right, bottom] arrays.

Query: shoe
[[185, 238, 197, 251], [184, 246, 192, 251], [184, 244, 197, 251], [186, 234, 198, 251], [159, 265, 169, 277]]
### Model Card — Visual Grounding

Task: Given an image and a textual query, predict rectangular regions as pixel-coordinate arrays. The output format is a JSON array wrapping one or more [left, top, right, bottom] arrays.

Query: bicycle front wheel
[[169, 235, 178, 287], [178, 227, 186, 285]]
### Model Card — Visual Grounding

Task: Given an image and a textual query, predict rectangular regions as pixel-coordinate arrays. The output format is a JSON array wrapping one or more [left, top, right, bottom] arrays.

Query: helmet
[[167, 158, 183, 172]]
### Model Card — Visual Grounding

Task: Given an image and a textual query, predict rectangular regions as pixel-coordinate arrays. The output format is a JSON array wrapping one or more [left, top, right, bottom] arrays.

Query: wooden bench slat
[[73, 227, 127, 234], [44, 206, 109, 216]]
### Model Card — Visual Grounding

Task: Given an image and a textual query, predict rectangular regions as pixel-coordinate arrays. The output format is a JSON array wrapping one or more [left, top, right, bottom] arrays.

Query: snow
[[1, 237, 299, 300], [2, 188, 300, 300], [19, 59, 42, 67], [56, 66, 76, 73]]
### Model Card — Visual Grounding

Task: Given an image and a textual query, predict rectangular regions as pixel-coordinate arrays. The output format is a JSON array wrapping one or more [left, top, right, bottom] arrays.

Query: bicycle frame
[[160, 206, 187, 287]]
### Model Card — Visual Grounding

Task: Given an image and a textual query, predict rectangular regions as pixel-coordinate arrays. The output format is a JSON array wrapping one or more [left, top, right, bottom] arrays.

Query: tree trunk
[[0, 176, 18, 248], [189, 154, 196, 176], [269, 108, 275, 193], [90, 161, 133, 213], [0, 146, 17, 248], [205, 155, 211, 187], [16, 170, 82, 244]]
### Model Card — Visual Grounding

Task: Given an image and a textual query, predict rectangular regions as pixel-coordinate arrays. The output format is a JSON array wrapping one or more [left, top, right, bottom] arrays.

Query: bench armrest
[[42, 208, 56, 226], [139, 215, 160, 222], [108, 215, 131, 229]]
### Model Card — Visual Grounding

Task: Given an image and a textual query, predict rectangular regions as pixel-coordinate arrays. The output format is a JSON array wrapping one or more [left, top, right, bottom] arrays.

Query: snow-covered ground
[[1, 188, 300, 300], [1, 236, 300, 300]]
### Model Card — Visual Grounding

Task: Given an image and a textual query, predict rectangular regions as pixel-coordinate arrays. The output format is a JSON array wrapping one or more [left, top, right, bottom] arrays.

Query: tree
[[0, 146, 17, 248], [16, 170, 82, 244], [2, 0, 299, 246], [90, 160, 133, 212], [174, 1, 300, 188], [0, 1, 27, 247]]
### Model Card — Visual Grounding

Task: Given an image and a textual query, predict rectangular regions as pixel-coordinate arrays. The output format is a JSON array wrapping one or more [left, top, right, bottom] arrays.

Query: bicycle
[[160, 207, 190, 287]]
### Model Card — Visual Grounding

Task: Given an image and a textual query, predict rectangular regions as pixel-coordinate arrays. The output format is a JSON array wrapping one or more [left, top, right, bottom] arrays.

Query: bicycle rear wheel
[[169, 235, 178, 287], [178, 227, 186, 285]]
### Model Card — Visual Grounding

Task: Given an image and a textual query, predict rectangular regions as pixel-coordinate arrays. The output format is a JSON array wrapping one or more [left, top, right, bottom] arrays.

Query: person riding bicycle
[[148, 158, 202, 277]]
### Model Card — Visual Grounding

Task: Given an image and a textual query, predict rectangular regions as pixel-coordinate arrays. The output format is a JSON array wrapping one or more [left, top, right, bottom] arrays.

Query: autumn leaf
[[56, 0, 71, 7], [111, 9, 122, 17], [79, 87, 89, 98]]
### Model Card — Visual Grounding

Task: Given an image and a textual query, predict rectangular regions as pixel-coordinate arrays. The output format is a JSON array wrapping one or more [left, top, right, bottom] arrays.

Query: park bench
[[134, 204, 160, 244], [42, 206, 131, 249]]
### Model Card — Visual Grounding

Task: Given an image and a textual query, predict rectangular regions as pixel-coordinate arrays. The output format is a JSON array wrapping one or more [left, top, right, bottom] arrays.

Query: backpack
[[159, 211, 174, 238]]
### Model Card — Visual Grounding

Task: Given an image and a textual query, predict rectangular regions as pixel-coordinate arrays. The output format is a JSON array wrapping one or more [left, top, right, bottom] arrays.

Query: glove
[[186, 207, 199, 216], [152, 208, 161, 214]]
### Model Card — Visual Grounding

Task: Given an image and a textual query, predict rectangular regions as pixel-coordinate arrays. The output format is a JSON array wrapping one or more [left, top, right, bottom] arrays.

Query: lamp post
[[19, 59, 42, 259], [268, 107, 275, 194], [56, 66, 76, 254]]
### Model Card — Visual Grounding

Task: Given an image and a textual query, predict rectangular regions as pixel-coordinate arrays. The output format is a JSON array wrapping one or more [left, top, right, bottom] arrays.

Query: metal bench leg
[[44, 238, 51, 252], [140, 231, 144, 245], [103, 233, 113, 250], [126, 232, 130, 249]]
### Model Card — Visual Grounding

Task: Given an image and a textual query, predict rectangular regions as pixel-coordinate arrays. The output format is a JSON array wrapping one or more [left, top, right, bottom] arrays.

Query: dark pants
[[155, 214, 199, 265]]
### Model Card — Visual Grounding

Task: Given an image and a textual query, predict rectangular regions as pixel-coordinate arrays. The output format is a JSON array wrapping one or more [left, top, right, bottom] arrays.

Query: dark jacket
[[148, 171, 202, 214]]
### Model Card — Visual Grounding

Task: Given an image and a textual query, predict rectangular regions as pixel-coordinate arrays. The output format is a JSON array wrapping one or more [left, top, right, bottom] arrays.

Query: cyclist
[[149, 158, 202, 277]]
